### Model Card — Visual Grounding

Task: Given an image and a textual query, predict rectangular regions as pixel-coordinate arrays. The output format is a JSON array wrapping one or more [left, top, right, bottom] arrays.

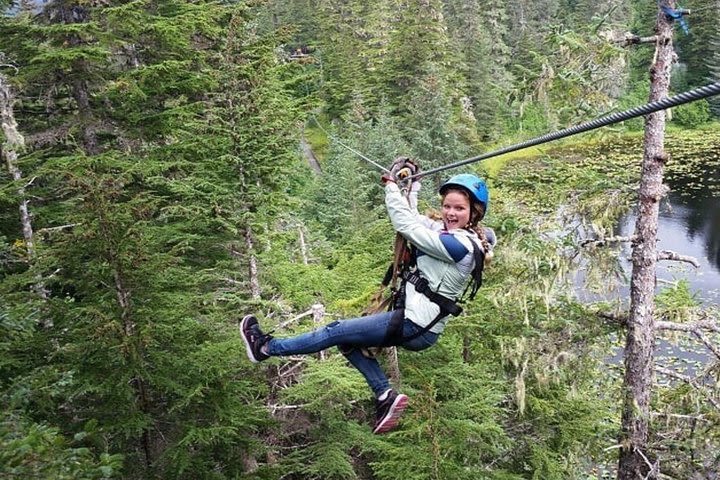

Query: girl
[[241, 159, 495, 434]]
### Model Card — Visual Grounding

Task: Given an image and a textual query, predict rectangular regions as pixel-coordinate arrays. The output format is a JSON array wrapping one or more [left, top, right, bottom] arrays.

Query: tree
[[1, 1, 300, 478], [672, 0, 719, 89], [443, 0, 514, 140], [618, 2, 676, 478], [707, 1, 720, 115], [403, 67, 473, 190], [382, 0, 454, 107]]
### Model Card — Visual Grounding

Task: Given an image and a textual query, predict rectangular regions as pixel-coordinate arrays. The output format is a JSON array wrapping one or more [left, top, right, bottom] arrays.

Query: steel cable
[[409, 82, 720, 179]]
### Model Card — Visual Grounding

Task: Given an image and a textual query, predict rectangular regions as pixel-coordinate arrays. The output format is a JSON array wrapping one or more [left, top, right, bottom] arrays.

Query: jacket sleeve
[[385, 183, 461, 263]]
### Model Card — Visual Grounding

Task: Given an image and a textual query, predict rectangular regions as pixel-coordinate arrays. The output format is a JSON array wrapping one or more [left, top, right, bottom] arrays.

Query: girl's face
[[441, 190, 471, 230]]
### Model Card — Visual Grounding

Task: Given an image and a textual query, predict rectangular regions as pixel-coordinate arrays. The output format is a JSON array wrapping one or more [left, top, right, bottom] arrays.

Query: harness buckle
[[405, 271, 428, 293]]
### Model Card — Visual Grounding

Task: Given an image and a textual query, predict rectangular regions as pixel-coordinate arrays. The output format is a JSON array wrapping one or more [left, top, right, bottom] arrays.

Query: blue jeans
[[266, 310, 438, 397]]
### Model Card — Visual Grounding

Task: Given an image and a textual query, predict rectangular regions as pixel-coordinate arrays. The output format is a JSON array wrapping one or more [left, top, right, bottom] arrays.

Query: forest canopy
[[1, 1, 719, 479]]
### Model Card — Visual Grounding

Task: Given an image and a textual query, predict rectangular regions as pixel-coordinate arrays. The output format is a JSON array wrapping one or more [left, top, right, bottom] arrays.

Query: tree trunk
[[617, 3, 676, 479], [312, 303, 326, 360], [245, 226, 261, 300], [1, 73, 34, 257], [1, 70, 51, 324], [298, 226, 309, 265], [71, 76, 100, 156], [300, 134, 322, 174]]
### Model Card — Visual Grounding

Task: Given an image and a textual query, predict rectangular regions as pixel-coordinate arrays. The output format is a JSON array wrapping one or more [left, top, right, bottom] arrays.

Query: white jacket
[[384, 182, 495, 334]]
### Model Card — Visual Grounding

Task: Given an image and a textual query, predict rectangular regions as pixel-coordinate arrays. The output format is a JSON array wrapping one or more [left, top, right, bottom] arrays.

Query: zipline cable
[[309, 116, 390, 172], [409, 81, 720, 180]]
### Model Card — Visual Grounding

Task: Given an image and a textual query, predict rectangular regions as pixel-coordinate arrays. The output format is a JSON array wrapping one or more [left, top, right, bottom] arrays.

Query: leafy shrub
[[671, 99, 712, 127], [0, 414, 122, 479]]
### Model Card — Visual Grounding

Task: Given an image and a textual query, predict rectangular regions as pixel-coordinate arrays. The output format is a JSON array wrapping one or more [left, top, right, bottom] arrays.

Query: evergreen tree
[[1, 1, 302, 477], [672, 0, 718, 88], [700, 0, 720, 116], [443, 0, 514, 140], [403, 67, 473, 190], [382, 0, 455, 107]]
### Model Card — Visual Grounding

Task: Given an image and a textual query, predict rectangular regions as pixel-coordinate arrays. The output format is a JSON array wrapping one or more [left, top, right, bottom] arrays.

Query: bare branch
[[634, 446, 659, 480], [692, 329, 720, 362], [657, 250, 700, 268], [268, 403, 309, 412], [656, 319, 720, 334], [581, 235, 635, 248], [0, 63, 20, 74], [617, 33, 659, 47], [650, 411, 710, 423], [23, 176, 37, 188], [26, 124, 74, 149], [278, 309, 313, 329], [598, 311, 628, 326], [37, 223, 81, 234], [656, 365, 720, 411]]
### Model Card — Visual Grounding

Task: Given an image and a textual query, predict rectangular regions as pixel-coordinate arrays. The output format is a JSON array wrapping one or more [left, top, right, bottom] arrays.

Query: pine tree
[[402, 67, 473, 189], [672, 0, 719, 88], [443, 0, 514, 140], [1, 1, 302, 478], [705, 1, 720, 115], [382, 0, 455, 107]]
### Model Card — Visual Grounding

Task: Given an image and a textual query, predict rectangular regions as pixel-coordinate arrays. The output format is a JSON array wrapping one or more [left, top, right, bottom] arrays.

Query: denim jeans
[[266, 310, 438, 397]]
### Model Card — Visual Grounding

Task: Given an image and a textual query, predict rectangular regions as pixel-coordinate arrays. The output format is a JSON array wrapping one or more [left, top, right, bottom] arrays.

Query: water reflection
[[616, 179, 720, 304]]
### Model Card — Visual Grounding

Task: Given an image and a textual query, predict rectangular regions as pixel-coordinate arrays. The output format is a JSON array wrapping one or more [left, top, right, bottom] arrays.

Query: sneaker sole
[[240, 315, 261, 363], [373, 394, 409, 434]]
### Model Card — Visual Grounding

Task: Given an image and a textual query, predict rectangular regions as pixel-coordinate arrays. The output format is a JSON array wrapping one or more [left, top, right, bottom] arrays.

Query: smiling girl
[[240, 159, 496, 434]]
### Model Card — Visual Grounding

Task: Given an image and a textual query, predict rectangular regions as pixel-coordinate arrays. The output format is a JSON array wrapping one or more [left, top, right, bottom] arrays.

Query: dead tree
[[1, 70, 34, 256], [1, 65, 51, 323], [617, 2, 679, 479]]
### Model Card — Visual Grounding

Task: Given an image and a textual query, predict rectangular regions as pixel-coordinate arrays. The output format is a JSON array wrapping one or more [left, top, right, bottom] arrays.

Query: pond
[[616, 179, 720, 305], [592, 128, 720, 376], [572, 127, 720, 306]]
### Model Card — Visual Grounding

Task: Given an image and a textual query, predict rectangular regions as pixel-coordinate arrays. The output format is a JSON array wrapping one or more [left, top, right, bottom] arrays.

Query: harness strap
[[403, 270, 462, 316], [399, 269, 463, 343], [462, 237, 485, 302], [401, 236, 485, 342]]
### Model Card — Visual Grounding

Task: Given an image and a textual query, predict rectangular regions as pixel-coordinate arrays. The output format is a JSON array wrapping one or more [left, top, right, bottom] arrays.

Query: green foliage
[[671, 98, 712, 127], [0, 413, 123, 480], [3, 0, 717, 479], [655, 280, 700, 322]]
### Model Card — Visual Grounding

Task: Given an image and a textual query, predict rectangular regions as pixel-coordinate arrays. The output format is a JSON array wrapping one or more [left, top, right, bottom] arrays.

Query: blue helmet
[[439, 174, 489, 218]]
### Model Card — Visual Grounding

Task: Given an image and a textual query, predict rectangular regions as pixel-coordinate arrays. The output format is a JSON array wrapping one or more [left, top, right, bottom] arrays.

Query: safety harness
[[382, 236, 485, 345], [360, 181, 486, 352]]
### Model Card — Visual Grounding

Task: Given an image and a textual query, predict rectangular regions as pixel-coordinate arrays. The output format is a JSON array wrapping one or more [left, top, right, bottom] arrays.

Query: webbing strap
[[400, 269, 463, 342], [461, 237, 485, 302], [403, 270, 463, 316]]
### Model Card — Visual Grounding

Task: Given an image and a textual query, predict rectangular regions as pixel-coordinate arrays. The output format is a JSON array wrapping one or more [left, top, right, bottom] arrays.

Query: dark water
[[603, 137, 720, 376], [572, 131, 720, 305], [616, 186, 720, 305]]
